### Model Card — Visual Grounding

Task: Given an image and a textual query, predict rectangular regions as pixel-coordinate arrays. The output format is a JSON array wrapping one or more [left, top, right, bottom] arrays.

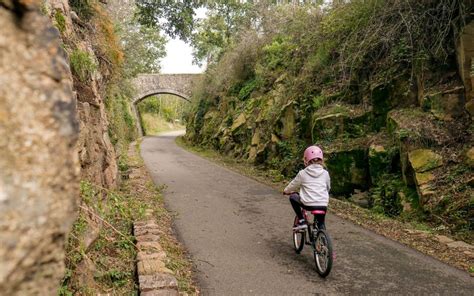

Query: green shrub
[[261, 36, 296, 71], [54, 10, 66, 33], [105, 82, 137, 150], [370, 174, 417, 217], [238, 78, 259, 101], [69, 49, 97, 82]]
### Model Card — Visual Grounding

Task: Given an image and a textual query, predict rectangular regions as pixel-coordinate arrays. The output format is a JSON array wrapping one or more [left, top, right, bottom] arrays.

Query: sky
[[160, 8, 207, 74], [160, 39, 205, 74]]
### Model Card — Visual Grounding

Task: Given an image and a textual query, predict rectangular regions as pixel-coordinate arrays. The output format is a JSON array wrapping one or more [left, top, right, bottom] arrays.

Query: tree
[[191, 1, 255, 66], [108, 0, 166, 77], [120, 23, 166, 77], [135, 0, 202, 41]]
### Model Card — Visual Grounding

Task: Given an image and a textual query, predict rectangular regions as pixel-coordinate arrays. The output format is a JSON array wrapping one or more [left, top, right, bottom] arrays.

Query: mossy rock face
[[386, 109, 451, 146], [326, 147, 369, 195], [251, 128, 261, 146], [368, 144, 399, 184], [231, 113, 247, 132], [312, 113, 346, 141], [280, 104, 296, 139], [414, 171, 435, 185], [312, 104, 371, 142], [408, 149, 443, 173], [465, 99, 474, 119], [423, 92, 465, 121], [465, 147, 474, 168], [371, 85, 391, 129]]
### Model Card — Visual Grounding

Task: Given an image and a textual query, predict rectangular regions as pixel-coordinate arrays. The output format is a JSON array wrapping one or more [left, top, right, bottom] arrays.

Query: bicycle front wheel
[[313, 229, 333, 277], [293, 216, 305, 254]]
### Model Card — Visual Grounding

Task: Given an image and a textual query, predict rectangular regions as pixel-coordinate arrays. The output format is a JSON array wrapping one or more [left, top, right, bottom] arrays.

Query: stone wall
[[46, 0, 119, 189], [0, 0, 79, 294], [132, 74, 202, 102]]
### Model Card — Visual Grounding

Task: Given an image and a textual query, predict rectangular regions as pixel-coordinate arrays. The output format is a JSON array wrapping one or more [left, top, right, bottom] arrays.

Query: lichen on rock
[[0, 1, 79, 294]]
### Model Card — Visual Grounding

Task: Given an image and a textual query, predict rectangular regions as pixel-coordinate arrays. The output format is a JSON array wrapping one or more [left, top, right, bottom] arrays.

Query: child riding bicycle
[[283, 146, 330, 231]]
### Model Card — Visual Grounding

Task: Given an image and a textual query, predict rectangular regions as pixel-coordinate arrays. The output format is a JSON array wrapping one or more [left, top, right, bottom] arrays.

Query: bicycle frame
[[302, 209, 319, 246]]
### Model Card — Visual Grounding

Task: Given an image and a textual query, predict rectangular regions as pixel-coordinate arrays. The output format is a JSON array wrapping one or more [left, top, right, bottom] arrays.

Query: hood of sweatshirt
[[304, 164, 325, 178]]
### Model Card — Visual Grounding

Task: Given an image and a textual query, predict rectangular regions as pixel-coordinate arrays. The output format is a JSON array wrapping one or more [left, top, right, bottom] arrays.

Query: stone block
[[251, 128, 261, 146], [368, 143, 398, 183], [465, 147, 474, 168], [231, 113, 246, 132], [137, 241, 163, 252], [408, 149, 443, 173], [137, 259, 170, 275], [281, 104, 296, 139], [137, 251, 167, 261], [325, 144, 369, 195], [139, 274, 178, 292], [447, 241, 474, 250], [134, 226, 162, 237], [414, 172, 435, 186], [136, 234, 161, 242], [134, 220, 157, 228], [435, 235, 454, 244], [141, 289, 179, 296]]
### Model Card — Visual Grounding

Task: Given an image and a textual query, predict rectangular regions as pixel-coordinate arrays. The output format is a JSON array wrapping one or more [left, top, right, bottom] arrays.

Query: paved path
[[141, 131, 474, 295]]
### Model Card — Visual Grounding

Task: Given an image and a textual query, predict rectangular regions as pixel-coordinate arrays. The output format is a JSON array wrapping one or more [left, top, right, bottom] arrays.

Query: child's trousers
[[289, 193, 327, 230]]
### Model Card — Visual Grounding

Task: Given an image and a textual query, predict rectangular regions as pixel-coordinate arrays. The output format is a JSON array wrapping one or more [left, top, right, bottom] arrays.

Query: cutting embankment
[[185, 1, 474, 256]]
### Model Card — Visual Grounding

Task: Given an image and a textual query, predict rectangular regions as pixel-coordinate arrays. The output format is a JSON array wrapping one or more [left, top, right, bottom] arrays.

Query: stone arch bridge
[[132, 73, 202, 136]]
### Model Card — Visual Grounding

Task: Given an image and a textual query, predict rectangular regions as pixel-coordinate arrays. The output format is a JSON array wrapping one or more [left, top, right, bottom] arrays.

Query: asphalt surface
[[141, 131, 474, 296]]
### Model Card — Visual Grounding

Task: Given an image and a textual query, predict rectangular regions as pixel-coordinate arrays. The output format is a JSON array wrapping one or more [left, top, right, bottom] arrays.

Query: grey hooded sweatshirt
[[284, 164, 330, 207]]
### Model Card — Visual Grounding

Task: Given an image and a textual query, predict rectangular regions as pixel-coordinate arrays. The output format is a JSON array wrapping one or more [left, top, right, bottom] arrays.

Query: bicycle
[[292, 209, 333, 277]]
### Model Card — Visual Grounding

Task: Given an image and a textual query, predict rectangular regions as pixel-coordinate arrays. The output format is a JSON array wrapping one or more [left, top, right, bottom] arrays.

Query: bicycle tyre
[[292, 216, 305, 254], [313, 229, 333, 277]]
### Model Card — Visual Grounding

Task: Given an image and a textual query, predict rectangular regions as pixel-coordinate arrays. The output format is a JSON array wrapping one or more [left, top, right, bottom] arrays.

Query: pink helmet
[[304, 145, 323, 166]]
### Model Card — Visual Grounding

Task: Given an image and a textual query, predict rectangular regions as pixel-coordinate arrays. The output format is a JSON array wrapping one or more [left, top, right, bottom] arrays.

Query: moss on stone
[[368, 143, 399, 184], [414, 171, 435, 185], [370, 174, 417, 217], [325, 146, 368, 195], [281, 104, 296, 139], [54, 10, 66, 34], [408, 149, 443, 173], [231, 113, 247, 132], [465, 147, 474, 168]]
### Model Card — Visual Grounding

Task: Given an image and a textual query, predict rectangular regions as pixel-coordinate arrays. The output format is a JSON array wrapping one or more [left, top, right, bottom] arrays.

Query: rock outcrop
[[45, 0, 119, 189], [0, 0, 79, 294]]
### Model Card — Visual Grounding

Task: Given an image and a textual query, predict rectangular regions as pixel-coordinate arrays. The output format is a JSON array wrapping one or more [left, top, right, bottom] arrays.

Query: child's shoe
[[293, 219, 307, 231]]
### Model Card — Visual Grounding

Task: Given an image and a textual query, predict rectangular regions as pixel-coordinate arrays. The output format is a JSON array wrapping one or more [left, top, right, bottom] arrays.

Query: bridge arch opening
[[132, 73, 202, 136], [133, 92, 191, 136]]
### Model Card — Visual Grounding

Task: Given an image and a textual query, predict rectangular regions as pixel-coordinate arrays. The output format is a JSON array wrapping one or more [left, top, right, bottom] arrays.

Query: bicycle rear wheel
[[292, 216, 305, 254], [313, 229, 333, 277]]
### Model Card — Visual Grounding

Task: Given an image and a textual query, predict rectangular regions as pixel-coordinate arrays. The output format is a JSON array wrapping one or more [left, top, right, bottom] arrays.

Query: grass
[[69, 49, 97, 82], [60, 179, 145, 295], [54, 10, 66, 33], [61, 141, 198, 294], [141, 112, 185, 135]]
